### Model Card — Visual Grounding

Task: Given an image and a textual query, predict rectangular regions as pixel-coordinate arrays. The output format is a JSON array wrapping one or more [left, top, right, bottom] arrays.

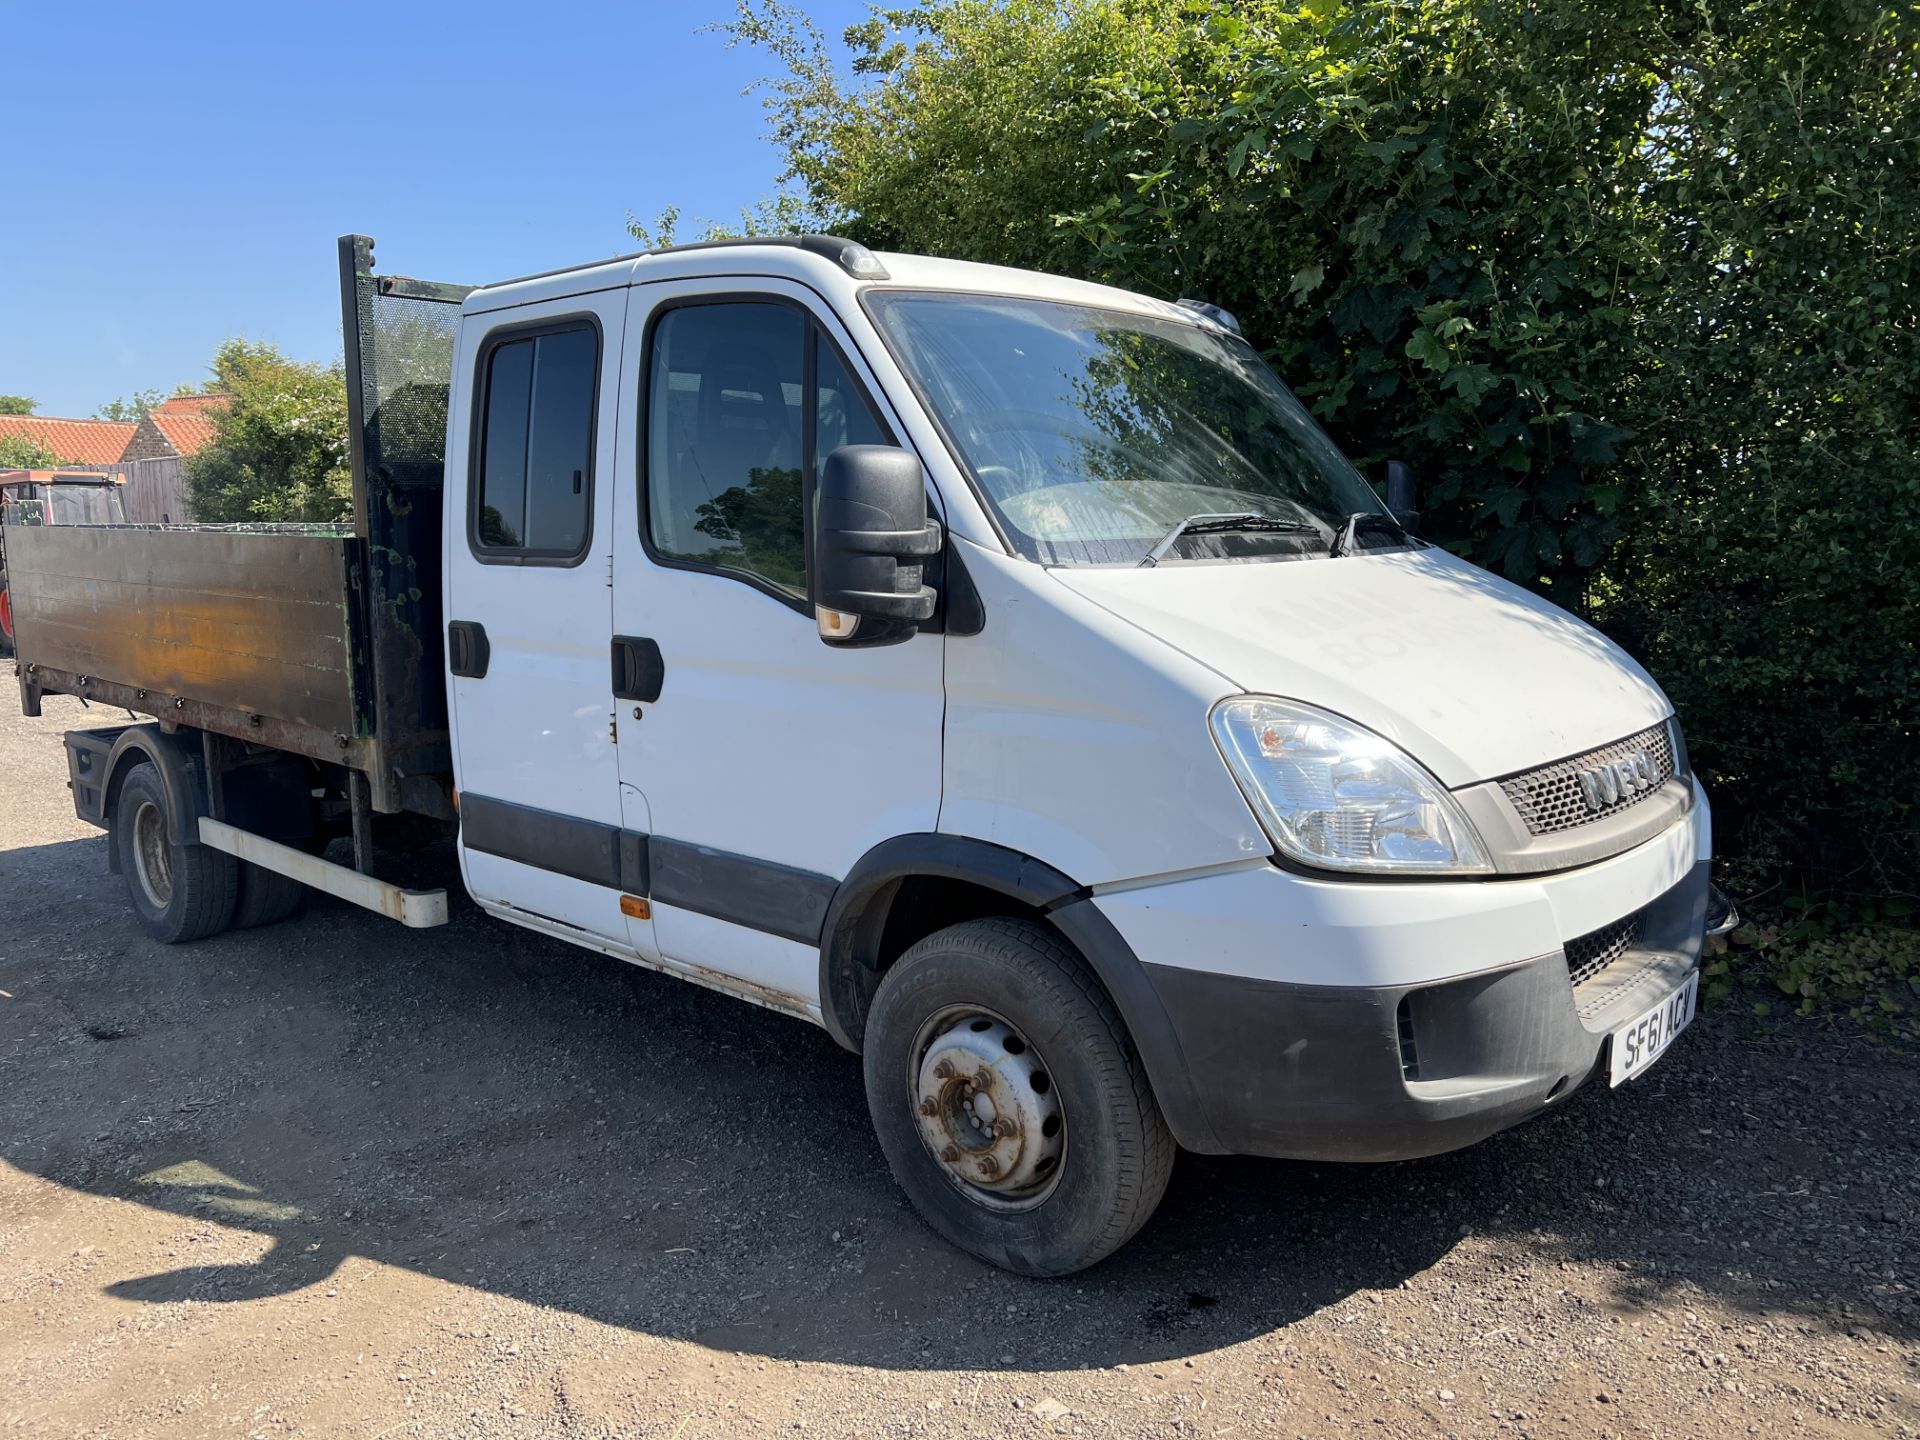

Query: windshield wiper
[[1140, 512, 1321, 568], [1329, 510, 1409, 558]]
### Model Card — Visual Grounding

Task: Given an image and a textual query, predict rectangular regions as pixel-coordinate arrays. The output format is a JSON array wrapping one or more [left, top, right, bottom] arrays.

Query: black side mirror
[[1384, 459, 1421, 535], [813, 445, 941, 648]]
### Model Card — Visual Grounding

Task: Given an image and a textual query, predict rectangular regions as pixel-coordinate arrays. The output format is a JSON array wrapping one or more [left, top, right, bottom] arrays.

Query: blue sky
[[1, 0, 871, 417]]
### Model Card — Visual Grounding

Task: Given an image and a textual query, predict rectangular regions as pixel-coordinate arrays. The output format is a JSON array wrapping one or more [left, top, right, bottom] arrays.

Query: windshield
[[866, 290, 1384, 565]]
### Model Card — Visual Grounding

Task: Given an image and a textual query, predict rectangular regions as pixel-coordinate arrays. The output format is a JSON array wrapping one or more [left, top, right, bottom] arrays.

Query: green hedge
[[735, 0, 1920, 899]]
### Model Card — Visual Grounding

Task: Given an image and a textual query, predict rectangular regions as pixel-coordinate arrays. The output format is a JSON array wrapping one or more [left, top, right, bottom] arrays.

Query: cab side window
[[647, 302, 891, 603], [473, 323, 598, 560]]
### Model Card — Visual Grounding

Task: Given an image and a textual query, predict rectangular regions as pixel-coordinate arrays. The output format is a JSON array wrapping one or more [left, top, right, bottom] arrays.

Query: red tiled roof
[[0, 415, 138, 465], [152, 393, 229, 417], [145, 393, 229, 456], [148, 411, 222, 455]]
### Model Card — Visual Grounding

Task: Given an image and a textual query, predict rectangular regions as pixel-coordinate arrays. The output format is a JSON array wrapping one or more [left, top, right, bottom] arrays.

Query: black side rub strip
[[460, 794, 649, 894], [458, 793, 834, 945], [648, 838, 837, 947]]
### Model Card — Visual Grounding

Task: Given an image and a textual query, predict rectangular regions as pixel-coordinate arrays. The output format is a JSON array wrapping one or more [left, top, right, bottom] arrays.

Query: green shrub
[[730, 0, 1920, 899], [0, 434, 59, 469], [185, 341, 351, 525], [1706, 900, 1919, 1036]]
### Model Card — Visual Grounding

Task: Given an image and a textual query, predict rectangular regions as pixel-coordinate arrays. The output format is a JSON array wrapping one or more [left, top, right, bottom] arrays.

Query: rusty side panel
[[19, 667, 377, 773], [7, 524, 363, 761]]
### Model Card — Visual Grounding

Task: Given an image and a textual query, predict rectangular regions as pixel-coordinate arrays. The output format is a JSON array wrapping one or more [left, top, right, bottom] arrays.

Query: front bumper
[[1094, 791, 1714, 1161], [1143, 860, 1708, 1160]]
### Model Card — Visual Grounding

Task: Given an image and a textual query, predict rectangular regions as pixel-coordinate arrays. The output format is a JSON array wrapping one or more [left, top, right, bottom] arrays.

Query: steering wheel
[[962, 408, 1121, 496]]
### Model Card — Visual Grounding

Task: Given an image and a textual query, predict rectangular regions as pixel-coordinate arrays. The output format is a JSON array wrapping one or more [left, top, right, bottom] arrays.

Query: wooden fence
[[114, 455, 191, 524]]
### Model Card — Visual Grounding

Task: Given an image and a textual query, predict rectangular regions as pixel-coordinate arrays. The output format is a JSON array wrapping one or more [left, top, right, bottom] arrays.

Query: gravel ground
[[2, 693, 1916, 1439]]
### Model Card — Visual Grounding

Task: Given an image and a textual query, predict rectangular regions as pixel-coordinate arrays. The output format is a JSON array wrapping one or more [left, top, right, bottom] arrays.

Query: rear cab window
[[471, 322, 599, 563]]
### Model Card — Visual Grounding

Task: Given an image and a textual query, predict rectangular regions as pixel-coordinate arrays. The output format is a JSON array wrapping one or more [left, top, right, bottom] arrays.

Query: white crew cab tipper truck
[[7, 234, 1735, 1274]]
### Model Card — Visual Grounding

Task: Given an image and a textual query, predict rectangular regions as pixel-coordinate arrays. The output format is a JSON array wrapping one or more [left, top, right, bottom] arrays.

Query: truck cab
[[12, 235, 1728, 1275], [435, 237, 1720, 1270]]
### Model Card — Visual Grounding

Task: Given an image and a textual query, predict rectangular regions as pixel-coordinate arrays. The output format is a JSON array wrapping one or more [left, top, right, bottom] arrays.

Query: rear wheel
[[863, 917, 1174, 1276], [232, 862, 304, 929], [112, 762, 237, 943]]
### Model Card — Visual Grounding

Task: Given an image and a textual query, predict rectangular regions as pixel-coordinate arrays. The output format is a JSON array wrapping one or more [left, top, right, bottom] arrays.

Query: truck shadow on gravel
[[2, 835, 1913, 1372]]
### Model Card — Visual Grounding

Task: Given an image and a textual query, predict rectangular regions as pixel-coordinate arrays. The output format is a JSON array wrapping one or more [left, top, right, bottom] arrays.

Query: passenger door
[[608, 280, 944, 1006], [446, 291, 646, 947]]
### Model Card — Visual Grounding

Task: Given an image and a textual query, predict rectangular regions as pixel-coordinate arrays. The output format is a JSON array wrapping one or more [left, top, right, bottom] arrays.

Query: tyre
[[232, 861, 304, 929], [863, 917, 1174, 1276], [112, 761, 237, 943]]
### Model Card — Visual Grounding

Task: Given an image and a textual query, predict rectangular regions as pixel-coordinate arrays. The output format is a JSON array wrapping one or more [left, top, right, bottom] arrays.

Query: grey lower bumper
[[1143, 860, 1712, 1162]]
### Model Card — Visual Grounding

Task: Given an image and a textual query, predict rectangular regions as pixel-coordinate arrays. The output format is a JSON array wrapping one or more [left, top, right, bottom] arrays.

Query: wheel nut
[[977, 1155, 1000, 1178], [992, 1116, 1018, 1138], [940, 1145, 960, 1163], [933, 1060, 955, 1080], [973, 1068, 993, 1090], [918, 1097, 939, 1117]]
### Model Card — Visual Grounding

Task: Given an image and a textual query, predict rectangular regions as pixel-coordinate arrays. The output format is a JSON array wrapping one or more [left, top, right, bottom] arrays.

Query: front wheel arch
[[818, 834, 1224, 1153]]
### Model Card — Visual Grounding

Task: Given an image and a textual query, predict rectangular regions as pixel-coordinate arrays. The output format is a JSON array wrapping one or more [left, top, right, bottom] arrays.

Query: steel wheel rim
[[131, 799, 172, 909], [909, 1004, 1066, 1212]]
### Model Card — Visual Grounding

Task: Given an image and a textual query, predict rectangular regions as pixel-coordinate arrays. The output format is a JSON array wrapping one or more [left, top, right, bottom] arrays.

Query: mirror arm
[[1384, 459, 1420, 536]]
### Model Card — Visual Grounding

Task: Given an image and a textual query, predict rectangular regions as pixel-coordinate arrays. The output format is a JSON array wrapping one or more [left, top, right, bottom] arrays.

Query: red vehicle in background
[[0, 470, 129, 656]]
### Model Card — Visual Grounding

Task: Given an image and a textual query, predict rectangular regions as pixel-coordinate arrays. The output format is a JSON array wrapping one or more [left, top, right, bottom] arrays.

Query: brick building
[[119, 393, 228, 462]]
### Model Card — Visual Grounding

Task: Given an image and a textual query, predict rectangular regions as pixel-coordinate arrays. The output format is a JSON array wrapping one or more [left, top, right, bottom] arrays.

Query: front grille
[[1500, 724, 1675, 836], [1565, 913, 1641, 988]]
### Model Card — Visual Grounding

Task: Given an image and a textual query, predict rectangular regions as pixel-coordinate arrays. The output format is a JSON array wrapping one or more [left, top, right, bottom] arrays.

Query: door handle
[[612, 635, 664, 703], [447, 620, 490, 679]]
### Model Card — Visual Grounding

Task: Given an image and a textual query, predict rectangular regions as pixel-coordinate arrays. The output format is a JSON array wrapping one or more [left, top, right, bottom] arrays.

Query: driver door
[[607, 278, 946, 1007]]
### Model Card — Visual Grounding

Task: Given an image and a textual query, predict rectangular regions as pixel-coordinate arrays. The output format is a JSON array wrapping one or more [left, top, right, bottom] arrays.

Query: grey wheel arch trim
[[818, 833, 1224, 1153]]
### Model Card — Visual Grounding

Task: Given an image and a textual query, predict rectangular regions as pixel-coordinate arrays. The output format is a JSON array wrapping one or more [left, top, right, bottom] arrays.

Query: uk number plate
[[1608, 971, 1699, 1087]]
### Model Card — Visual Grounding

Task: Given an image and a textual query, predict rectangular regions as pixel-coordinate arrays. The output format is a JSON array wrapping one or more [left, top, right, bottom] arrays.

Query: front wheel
[[863, 917, 1174, 1276]]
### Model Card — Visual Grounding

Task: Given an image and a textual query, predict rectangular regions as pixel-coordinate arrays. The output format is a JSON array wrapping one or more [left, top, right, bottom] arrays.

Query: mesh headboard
[[338, 235, 474, 803]]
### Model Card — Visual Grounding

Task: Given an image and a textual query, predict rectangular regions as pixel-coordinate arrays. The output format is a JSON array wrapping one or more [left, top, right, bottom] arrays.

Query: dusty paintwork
[[482, 895, 821, 1024]]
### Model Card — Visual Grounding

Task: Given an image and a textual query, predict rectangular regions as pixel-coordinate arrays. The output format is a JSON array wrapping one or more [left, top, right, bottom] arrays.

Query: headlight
[[1210, 697, 1492, 876]]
